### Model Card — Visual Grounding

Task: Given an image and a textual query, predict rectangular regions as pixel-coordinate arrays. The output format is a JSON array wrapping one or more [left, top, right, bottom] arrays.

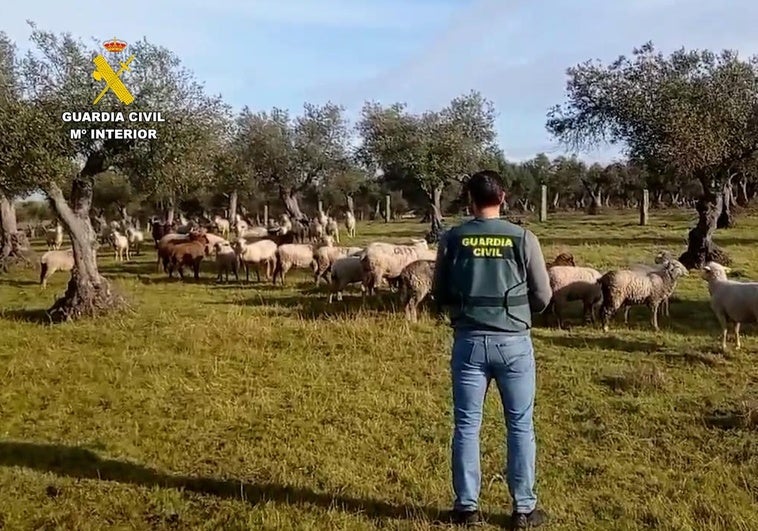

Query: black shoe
[[446, 509, 483, 526], [510, 508, 547, 529]]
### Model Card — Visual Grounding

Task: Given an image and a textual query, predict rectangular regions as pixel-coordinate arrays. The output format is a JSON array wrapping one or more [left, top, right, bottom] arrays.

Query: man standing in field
[[432, 170, 552, 529]]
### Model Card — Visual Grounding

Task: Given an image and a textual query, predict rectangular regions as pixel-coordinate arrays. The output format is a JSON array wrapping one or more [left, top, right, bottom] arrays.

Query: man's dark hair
[[465, 170, 505, 208]]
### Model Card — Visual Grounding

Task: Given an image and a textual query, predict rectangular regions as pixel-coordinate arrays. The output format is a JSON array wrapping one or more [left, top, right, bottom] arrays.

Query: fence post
[[539, 185, 547, 222], [640, 189, 649, 226]]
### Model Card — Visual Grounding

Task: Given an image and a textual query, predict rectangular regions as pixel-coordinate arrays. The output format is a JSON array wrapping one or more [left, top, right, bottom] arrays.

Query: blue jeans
[[451, 331, 537, 513]]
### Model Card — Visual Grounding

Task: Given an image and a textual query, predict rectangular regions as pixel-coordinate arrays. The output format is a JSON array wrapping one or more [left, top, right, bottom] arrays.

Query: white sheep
[[359, 239, 434, 295], [234, 214, 249, 235], [214, 241, 239, 282], [39, 249, 74, 289], [345, 211, 356, 238], [274, 238, 332, 286], [328, 256, 365, 303], [213, 215, 231, 238], [234, 237, 278, 282], [125, 227, 145, 256], [46, 222, 64, 250], [702, 261, 758, 351], [325, 217, 340, 243], [547, 265, 603, 329], [599, 259, 688, 332], [313, 244, 362, 285], [629, 250, 674, 316], [280, 214, 293, 235], [239, 226, 269, 239], [109, 230, 130, 262], [398, 259, 437, 322], [317, 211, 328, 227]]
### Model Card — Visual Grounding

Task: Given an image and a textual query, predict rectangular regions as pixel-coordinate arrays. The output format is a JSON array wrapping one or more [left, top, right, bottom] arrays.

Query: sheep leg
[[663, 297, 669, 317], [650, 302, 660, 331], [193, 258, 201, 280], [405, 298, 417, 322], [245, 263, 250, 283], [233, 264, 239, 282], [623, 306, 630, 325], [600, 301, 617, 333], [255, 264, 260, 283], [721, 327, 728, 352], [714, 312, 729, 352], [734, 322, 741, 350]]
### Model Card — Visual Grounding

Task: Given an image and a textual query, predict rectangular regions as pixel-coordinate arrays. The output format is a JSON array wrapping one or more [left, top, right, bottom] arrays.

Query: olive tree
[[10, 24, 225, 320], [357, 91, 497, 234], [547, 42, 758, 267], [236, 103, 349, 223]]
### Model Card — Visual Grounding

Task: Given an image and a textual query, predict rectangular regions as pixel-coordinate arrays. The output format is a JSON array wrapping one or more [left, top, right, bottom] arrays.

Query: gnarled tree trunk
[[717, 177, 736, 229], [1, 193, 18, 257], [581, 180, 603, 215], [736, 176, 750, 207], [679, 187, 731, 270], [165, 198, 175, 225], [0, 192, 31, 271], [45, 156, 125, 322], [281, 189, 307, 224], [228, 190, 238, 223]]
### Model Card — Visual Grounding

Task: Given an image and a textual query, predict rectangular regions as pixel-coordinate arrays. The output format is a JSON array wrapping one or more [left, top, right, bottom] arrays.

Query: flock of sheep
[[544, 251, 756, 351], [34, 210, 757, 351]]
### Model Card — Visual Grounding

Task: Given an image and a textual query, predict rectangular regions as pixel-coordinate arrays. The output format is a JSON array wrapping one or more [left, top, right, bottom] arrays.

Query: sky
[[5, 0, 758, 163]]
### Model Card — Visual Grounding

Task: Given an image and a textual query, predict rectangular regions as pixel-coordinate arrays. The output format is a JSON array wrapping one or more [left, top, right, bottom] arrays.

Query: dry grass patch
[[599, 363, 667, 395]]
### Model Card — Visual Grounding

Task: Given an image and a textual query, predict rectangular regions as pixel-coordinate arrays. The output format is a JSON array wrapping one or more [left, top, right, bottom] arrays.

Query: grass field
[[0, 209, 757, 530]]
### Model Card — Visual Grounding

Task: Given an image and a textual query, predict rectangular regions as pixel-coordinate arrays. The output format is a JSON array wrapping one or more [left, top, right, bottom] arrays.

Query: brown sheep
[[547, 253, 576, 268], [156, 231, 206, 272], [167, 236, 212, 280]]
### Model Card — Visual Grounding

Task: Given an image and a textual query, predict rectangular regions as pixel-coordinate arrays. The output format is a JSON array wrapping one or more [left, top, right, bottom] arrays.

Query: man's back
[[433, 217, 552, 334]]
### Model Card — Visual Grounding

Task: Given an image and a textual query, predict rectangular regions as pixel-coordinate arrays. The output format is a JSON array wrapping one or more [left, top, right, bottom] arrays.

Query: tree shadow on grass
[[0, 308, 53, 325], [539, 235, 684, 247], [137, 275, 223, 286], [536, 333, 663, 354], [228, 289, 403, 320], [0, 278, 40, 288], [0, 440, 512, 526], [98, 259, 160, 277]]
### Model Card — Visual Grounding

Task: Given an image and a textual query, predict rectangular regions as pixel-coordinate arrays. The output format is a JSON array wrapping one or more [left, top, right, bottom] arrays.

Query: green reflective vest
[[441, 218, 531, 333]]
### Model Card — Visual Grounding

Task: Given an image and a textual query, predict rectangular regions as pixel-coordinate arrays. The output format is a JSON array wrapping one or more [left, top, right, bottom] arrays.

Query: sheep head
[[550, 253, 576, 267], [701, 262, 730, 281], [654, 250, 673, 264], [665, 259, 689, 278]]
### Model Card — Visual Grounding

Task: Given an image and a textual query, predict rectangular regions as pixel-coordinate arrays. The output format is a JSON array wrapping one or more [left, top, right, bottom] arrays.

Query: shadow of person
[[0, 439, 510, 526]]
